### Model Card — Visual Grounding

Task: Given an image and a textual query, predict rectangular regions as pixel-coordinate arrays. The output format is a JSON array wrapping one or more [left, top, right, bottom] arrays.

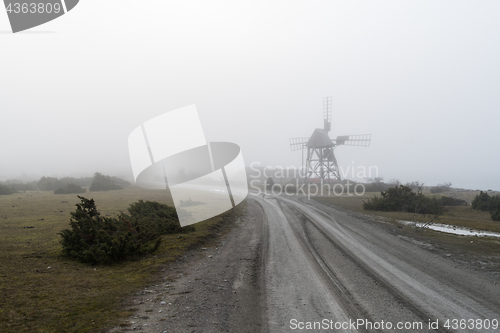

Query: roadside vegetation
[[313, 182, 500, 234], [363, 184, 443, 214], [471, 191, 500, 221], [59, 197, 194, 264], [0, 186, 243, 332], [362, 184, 468, 228]]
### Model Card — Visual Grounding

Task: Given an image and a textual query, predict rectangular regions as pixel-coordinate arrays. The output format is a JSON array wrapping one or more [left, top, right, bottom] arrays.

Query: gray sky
[[1, 0, 499, 190]]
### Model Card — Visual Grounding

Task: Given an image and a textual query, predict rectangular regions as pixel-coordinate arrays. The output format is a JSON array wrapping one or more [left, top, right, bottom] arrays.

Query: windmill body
[[290, 97, 371, 184]]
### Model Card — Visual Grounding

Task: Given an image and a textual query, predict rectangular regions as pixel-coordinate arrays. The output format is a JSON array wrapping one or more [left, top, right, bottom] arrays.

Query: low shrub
[[59, 196, 193, 264], [109, 176, 131, 188], [59, 176, 94, 188], [38, 176, 66, 191], [471, 191, 500, 221], [126, 200, 194, 234], [0, 184, 15, 195], [440, 196, 467, 206], [89, 172, 122, 192], [471, 191, 500, 211], [54, 183, 86, 194], [491, 210, 500, 221], [363, 185, 443, 216]]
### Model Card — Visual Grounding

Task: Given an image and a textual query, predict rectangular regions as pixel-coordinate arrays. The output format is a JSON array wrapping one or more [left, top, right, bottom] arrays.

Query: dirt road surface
[[111, 194, 500, 332]]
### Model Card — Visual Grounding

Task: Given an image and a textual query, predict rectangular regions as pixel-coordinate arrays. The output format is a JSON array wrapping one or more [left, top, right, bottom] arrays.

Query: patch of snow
[[397, 221, 500, 238]]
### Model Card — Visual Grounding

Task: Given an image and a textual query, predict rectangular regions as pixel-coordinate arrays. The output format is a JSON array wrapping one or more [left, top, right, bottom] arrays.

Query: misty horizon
[[1, 1, 499, 191]]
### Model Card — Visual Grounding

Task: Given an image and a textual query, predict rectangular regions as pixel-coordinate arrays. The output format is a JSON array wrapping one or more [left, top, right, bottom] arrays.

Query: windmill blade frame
[[290, 137, 310, 151], [334, 134, 371, 147], [323, 96, 332, 132]]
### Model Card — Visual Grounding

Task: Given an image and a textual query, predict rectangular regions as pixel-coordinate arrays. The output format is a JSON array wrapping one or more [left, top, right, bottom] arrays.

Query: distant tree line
[[430, 182, 452, 194], [0, 173, 130, 195]]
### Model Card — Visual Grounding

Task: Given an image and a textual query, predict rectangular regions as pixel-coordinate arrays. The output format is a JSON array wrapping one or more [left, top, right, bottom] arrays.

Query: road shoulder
[[109, 199, 264, 333]]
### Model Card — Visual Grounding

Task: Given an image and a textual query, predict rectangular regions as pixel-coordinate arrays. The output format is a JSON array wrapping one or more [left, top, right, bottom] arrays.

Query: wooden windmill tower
[[290, 97, 371, 184]]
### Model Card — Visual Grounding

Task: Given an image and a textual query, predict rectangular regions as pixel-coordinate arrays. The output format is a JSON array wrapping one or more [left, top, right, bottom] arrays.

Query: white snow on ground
[[397, 221, 500, 238]]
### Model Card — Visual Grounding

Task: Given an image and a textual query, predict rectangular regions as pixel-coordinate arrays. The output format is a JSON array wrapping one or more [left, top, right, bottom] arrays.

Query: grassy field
[[313, 190, 500, 233], [0, 186, 243, 332]]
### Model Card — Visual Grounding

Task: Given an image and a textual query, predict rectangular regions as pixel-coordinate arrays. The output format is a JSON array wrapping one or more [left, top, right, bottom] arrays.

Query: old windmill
[[290, 97, 371, 184]]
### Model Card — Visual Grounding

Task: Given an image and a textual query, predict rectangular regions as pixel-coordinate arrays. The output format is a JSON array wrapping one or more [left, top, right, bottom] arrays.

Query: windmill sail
[[323, 97, 332, 132], [334, 134, 371, 147], [290, 137, 310, 151]]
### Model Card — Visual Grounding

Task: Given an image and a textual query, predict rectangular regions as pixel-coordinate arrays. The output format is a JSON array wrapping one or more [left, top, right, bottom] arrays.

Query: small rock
[[160, 301, 166, 305]]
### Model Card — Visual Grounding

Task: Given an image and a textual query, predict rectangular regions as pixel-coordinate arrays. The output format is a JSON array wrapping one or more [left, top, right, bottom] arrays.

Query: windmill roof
[[307, 129, 334, 148]]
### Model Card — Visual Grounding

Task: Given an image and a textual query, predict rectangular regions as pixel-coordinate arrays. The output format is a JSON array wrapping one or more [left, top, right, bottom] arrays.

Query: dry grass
[[0, 186, 242, 332], [314, 191, 500, 233]]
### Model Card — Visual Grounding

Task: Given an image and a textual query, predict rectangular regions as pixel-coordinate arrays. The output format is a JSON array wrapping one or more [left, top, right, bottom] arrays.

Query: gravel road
[[111, 194, 500, 332]]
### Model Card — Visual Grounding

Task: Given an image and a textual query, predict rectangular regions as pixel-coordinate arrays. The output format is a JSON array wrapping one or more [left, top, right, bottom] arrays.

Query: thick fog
[[1, 1, 499, 190]]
